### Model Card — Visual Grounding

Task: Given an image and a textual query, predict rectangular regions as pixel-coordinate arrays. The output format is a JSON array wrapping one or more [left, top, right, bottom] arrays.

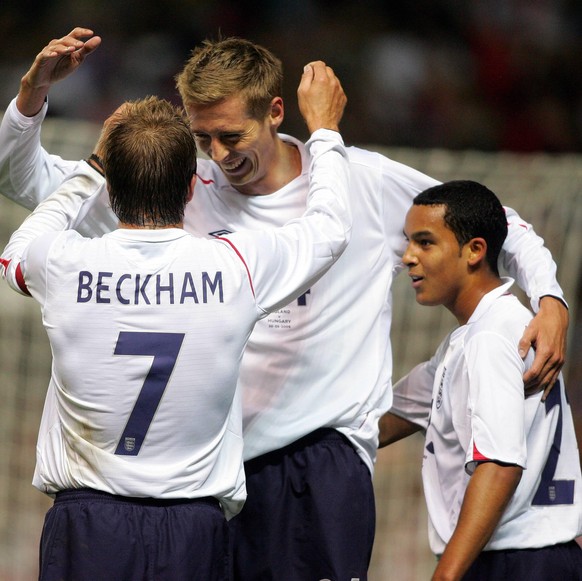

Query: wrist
[[539, 295, 568, 310], [308, 123, 340, 134], [17, 76, 49, 117]]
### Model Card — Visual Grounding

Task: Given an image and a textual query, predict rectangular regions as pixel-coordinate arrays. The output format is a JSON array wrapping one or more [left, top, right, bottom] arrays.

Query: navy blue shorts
[[230, 428, 375, 581], [39, 488, 229, 581], [463, 540, 582, 580]]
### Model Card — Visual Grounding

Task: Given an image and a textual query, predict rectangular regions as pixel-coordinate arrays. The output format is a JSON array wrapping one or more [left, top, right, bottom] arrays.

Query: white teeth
[[222, 158, 244, 171]]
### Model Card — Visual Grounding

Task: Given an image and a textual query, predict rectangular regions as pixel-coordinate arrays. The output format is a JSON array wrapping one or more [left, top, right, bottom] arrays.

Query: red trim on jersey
[[15, 263, 31, 295], [197, 175, 215, 185], [473, 442, 490, 462], [2, 258, 31, 296], [505, 220, 527, 230], [503, 208, 527, 229], [217, 237, 255, 297]]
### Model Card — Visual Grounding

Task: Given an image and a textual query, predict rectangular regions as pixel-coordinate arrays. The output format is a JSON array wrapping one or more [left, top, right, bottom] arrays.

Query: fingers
[[41, 28, 100, 59], [524, 374, 558, 401], [298, 61, 325, 93], [18, 27, 101, 116], [541, 381, 557, 401], [522, 340, 563, 399], [518, 300, 567, 401], [300, 61, 339, 92], [298, 60, 347, 134], [298, 64, 314, 93], [81, 35, 102, 56], [517, 320, 536, 359], [523, 352, 561, 400], [303, 60, 331, 78], [67, 26, 96, 39]]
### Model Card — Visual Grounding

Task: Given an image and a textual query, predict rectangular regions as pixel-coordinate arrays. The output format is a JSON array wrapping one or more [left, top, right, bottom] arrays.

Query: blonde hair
[[176, 37, 283, 119]]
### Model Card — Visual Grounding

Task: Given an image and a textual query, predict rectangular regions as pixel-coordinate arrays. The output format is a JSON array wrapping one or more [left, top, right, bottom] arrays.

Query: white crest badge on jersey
[[124, 437, 136, 452]]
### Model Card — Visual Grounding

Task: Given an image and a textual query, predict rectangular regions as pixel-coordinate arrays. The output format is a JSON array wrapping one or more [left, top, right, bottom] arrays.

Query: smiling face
[[186, 94, 283, 196], [403, 204, 471, 315]]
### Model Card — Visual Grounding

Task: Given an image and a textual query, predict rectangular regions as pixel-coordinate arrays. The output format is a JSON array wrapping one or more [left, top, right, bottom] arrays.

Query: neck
[[268, 140, 302, 192], [238, 138, 301, 196], [451, 275, 503, 326]]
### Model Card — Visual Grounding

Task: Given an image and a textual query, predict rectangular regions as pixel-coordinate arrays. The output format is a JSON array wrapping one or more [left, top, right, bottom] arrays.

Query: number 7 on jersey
[[114, 331, 185, 456]]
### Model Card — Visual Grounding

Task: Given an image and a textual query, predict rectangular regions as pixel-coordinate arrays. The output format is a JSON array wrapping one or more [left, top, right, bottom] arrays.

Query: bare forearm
[[432, 462, 522, 581], [16, 78, 50, 118], [378, 412, 422, 448]]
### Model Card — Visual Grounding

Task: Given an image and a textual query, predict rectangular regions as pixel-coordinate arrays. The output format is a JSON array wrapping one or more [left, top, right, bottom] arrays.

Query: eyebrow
[[409, 230, 434, 239], [194, 130, 243, 138]]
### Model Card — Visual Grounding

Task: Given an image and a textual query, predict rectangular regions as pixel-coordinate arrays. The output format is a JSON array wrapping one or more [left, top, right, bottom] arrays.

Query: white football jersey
[[0, 130, 351, 518], [391, 280, 582, 554], [0, 97, 566, 472]]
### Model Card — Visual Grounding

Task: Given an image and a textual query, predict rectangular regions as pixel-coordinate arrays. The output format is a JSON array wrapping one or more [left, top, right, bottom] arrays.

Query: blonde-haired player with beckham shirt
[[379, 180, 582, 581], [0, 64, 351, 580], [0, 28, 571, 580]]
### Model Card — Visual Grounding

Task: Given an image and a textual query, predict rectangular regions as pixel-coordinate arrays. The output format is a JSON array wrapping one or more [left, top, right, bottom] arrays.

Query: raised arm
[[17, 27, 101, 117], [0, 28, 101, 209], [501, 207, 568, 396], [297, 60, 346, 133]]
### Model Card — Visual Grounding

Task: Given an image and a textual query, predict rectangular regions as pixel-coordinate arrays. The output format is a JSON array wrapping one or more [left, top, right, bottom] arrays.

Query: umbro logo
[[209, 229, 233, 237], [436, 366, 446, 410]]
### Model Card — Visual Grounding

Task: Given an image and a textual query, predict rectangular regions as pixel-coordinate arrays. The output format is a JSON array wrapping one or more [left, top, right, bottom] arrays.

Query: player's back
[[25, 227, 258, 516]]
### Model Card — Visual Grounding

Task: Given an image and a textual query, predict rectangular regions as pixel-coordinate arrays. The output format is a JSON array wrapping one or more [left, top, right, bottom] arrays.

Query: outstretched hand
[[297, 61, 347, 134], [17, 27, 101, 117], [520, 296, 569, 399]]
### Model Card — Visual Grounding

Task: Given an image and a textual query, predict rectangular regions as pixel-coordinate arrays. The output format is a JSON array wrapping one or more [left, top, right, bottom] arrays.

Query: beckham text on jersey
[[76, 270, 224, 305]]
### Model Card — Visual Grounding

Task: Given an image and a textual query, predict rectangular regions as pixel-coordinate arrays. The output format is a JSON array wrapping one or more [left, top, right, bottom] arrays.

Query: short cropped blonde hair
[[176, 37, 283, 119]]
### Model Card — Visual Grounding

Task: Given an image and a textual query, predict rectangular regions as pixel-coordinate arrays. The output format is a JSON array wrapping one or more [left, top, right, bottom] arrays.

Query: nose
[[403, 242, 417, 266], [209, 138, 229, 163]]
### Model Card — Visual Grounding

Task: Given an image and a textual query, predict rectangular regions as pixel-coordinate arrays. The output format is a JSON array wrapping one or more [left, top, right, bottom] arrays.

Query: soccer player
[[0, 70, 351, 579], [0, 28, 570, 580], [379, 180, 582, 581]]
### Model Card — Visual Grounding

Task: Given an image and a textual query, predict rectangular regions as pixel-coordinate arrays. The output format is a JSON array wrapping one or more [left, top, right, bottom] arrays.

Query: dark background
[[0, 4, 581, 577], [3, 0, 582, 151]]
